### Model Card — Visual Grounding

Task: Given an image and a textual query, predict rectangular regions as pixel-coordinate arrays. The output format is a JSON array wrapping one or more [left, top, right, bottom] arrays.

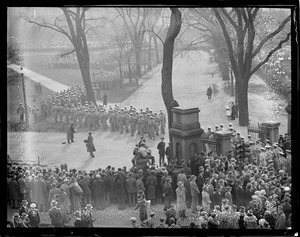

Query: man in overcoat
[[163, 178, 173, 211], [32, 174, 47, 212], [146, 170, 157, 205], [92, 174, 106, 210], [86, 132, 96, 158], [79, 175, 92, 207], [126, 172, 137, 207], [157, 137, 166, 167]]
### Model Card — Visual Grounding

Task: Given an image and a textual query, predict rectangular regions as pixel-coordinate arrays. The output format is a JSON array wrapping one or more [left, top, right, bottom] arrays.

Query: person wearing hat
[[126, 172, 137, 207], [134, 194, 148, 223], [278, 151, 287, 172], [190, 175, 200, 213], [214, 125, 219, 132], [27, 203, 40, 227], [243, 210, 257, 229], [145, 212, 156, 228], [48, 200, 64, 227], [146, 170, 157, 205], [85, 132, 95, 158], [259, 147, 267, 167], [219, 124, 224, 131], [19, 200, 29, 216], [156, 217, 167, 228], [159, 110, 166, 135], [157, 137, 166, 167], [137, 113, 145, 136], [201, 185, 211, 213], [66, 122, 75, 144], [130, 217, 140, 228], [176, 180, 186, 215], [165, 204, 177, 227], [163, 177, 173, 211]]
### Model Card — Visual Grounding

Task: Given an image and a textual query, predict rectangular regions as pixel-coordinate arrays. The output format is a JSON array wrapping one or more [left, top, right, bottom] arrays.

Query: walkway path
[[8, 64, 69, 92]]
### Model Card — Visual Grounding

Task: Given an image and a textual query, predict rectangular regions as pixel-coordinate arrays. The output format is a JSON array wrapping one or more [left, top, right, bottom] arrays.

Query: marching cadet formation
[[37, 84, 167, 138]]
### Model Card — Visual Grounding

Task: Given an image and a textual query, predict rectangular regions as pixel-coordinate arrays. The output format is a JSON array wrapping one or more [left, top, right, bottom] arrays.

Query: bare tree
[[23, 7, 105, 105], [109, 23, 128, 88], [161, 8, 182, 159], [213, 8, 291, 126], [116, 8, 151, 80]]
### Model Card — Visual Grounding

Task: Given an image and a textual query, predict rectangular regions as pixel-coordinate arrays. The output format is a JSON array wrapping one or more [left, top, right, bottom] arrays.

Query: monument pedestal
[[169, 107, 204, 163], [260, 122, 281, 144], [214, 131, 233, 156]]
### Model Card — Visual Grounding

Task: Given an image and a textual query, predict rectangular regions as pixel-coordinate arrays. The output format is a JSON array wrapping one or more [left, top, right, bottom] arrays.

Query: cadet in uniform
[[159, 110, 166, 134], [124, 111, 130, 133], [148, 117, 156, 140], [154, 113, 160, 136], [137, 114, 144, 136]]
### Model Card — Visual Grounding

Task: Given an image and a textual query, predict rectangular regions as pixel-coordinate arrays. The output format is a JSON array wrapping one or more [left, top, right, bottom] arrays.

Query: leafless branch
[[250, 32, 291, 78], [252, 15, 291, 59], [60, 49, 76, 57]]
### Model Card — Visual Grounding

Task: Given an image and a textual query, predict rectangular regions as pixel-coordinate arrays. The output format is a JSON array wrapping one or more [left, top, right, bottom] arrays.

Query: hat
[[86, 204, 93, 208], [178, 181, 184, 186], [190, 175, 196, 180], [286, 150, 291, 153], [13, 213, 20, 218], [278, 151, 284, 155], [260, 147, 265, 151], [21, 200, 28, 205], [229, 123, 232, 126], [265, 145, 271, 148], [30, 203, 36, 208], [150, 212, 155, 217], [130, 217, 137, 222]]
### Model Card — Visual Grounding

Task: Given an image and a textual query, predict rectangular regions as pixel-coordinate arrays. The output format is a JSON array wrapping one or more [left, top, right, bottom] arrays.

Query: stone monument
[[169, 107, 204, 163]]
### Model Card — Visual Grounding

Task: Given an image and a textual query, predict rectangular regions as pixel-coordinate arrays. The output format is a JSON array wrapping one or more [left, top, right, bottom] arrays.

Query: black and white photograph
[[6, 5, 296, 232]]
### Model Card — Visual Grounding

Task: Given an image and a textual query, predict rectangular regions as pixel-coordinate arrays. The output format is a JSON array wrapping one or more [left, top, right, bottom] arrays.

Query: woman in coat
[[146, 171, 157, 205], [202, 186, 212, 213], [86, 132, 96, 158], [176, 181, 186, 215], [134, 194, 148, 223]]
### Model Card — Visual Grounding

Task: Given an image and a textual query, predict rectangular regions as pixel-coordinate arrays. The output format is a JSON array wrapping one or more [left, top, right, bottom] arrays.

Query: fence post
[[214, 131, 233, 155]]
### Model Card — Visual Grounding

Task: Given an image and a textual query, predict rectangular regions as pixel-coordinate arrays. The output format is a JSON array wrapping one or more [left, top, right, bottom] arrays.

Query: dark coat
[[18, 177, 27, 194], [197, 173, 205, 192], [156, 173, 163, 199], [137, 179, 145, 193], [32, 179, 47, 205], [235, 186, 244, 207], [126, 177, 137, 193], [86, 135, 96, 153], [146, 175, 157, 200], [157, 142, 166, 155], [79, 179, 92, 195], [67, 124, 75, 140], [19, 205, 29, 216], [8, 179, 19, 200], [163, 183, 173, 202], [92, 178, 105, 198], [212, 191, 223, 207], [28, 209, 40, 227]]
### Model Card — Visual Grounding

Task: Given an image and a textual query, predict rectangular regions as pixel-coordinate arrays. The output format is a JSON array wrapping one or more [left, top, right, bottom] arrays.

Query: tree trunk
[[148, 32, 152, 70], [238, 80, 249, 126], [135, 44, 142, 78], [76, 51, 96, 105], [235, 77, 239, 118], [161, 8, 182, 159], [118, 60, 123, 88], [128, 57, 132, 83], [230, 69, 234, 97], [153, 32, 160, 65]]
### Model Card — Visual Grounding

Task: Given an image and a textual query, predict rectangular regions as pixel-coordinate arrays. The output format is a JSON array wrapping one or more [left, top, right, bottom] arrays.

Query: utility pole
[[21, 68, 29, 127]]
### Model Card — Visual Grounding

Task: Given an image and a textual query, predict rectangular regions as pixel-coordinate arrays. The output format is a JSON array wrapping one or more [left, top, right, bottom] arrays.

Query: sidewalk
[[8, 64, 69, 92]]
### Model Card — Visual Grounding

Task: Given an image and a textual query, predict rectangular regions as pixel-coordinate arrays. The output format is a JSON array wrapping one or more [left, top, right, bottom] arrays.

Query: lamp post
[[20, 67, 29, 127]]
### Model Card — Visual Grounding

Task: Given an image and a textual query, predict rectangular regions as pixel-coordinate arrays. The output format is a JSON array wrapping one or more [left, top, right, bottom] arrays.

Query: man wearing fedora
[[66, 123, 75, 144], [85, 132, 95, 158], [27, 203, 40, 227], [48, 200, 64, 227], [157, 137, 166, 167], [19, 200, 29, 216]]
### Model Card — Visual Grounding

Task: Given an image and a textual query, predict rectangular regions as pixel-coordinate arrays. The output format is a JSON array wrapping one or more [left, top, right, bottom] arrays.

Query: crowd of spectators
[[7, 131, 292, 229]]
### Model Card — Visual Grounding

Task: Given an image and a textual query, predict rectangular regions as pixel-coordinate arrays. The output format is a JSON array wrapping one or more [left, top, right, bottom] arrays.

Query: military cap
[[278, 151, 284, 155], [130, 217, 137, 222], [215, 125, 218, 127], [220, 124, 223, 127], [286, 150, 291, 153], [229, 123, 233, 126]]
